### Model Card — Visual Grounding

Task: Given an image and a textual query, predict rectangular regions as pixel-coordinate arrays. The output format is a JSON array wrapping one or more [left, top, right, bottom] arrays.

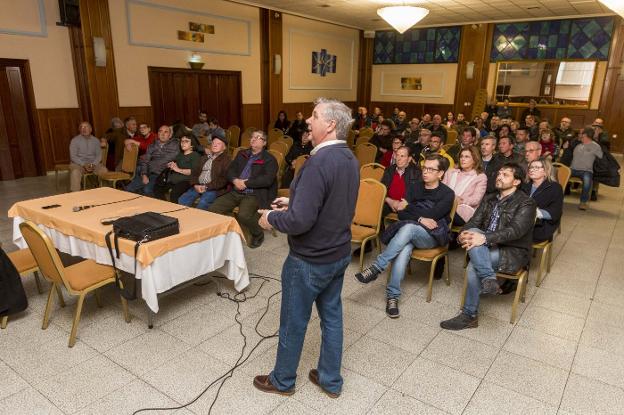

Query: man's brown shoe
[[253, 375, 295, 396], [308, 369, 340, 399]]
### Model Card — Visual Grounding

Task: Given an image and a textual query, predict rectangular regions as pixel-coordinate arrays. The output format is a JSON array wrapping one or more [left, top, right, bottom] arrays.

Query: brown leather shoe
[[253, 375, 294, 396], [308, 369, 340, 398]]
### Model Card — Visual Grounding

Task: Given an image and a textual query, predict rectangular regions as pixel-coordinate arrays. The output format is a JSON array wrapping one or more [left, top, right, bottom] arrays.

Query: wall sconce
[[273, 54, 282, 75], [93, 37, 106, 67], [188, 52, 204, 70], [466, 61, 475, 80]]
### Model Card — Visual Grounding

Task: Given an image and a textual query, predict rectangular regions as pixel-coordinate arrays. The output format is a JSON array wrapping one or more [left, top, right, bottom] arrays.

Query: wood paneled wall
[[260, 9, 283, 131], [454, 24, 493, 116], [242, 104, 263, 130], [356, 33, 374, 110], [598, 17, 624, 153], [37, 108, 82, 170]]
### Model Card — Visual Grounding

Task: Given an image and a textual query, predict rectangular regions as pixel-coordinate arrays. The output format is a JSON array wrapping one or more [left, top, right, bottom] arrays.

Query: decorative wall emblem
[[312, 49, 337, 76]]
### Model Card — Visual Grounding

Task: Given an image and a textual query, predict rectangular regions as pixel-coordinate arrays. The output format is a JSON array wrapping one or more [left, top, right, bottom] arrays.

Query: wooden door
[[0, 60, 40, 180], [148, 67, 242, 130]]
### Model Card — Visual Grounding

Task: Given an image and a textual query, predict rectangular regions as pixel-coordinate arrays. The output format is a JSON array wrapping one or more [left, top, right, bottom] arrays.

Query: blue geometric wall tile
[[491, 22, 529, 61], [567, 16, 614, 60], [527, 20, 570, 60], [373, 31, 395, 64], [435, 27, 461, 62]]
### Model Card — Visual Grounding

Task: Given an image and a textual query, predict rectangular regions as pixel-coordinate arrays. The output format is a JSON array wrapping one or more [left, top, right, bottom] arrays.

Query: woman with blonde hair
[[521, 157, 563, 242], [442, 146, 487, 226]]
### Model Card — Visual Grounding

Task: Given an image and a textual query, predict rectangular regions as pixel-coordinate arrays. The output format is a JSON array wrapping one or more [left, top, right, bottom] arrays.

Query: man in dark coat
[[208, 130, 277, 248], [440, 162, 536, 330]]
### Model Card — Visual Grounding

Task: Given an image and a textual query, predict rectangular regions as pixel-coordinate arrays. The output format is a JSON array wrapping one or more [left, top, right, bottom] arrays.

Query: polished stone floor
[[1, 170, 623, 414]]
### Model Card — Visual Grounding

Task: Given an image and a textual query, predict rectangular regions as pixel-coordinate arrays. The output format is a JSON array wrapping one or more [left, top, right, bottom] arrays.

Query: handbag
[[155, 168, 172, 187], [105, 212, 180, 300]]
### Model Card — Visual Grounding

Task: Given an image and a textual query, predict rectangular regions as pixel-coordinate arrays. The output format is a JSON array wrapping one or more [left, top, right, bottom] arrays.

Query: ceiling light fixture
[[598, 0, 624, 18], [376, 5, 429, 34]]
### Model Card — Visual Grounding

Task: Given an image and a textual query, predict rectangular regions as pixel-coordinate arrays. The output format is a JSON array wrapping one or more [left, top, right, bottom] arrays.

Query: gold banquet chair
[[98, 144, 139, 189], [351, 179, 387, 271], [354, 142, 377, 167], [269, 140, 289, 158], [360, 163, 385, 182], [552, 162, 571, 235], [409, 197, 459, 302], [19, 221, 130, 347], [277, 155, 309, 198], [358, 127, 374, 138], [532, 239, 553, 287], [227, 125, 241, 148], [460, 251, 528, 324]]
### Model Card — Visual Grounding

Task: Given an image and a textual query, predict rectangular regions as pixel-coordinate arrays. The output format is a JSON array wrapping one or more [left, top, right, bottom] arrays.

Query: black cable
[[132, 272, 281, 415], [73, 195, 144, 212]]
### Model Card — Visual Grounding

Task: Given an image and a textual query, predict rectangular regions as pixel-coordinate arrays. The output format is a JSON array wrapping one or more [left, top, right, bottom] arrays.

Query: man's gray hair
[[253, 129, 267, 141], [313, 97, 354, 140]]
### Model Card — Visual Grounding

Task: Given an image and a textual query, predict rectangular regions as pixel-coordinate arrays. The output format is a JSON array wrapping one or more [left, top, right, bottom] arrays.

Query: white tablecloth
[[12, 216, 249, 312]]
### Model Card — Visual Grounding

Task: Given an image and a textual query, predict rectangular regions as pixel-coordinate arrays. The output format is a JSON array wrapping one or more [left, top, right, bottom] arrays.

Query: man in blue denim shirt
[[253, 98, 359, 398]]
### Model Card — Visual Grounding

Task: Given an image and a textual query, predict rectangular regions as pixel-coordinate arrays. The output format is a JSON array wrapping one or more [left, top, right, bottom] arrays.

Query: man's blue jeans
[[571, 169, 593, 203], [178, 187, 217, 210], [269, 253, 350, 394], [125, 173, 158, 196], [372, 223, 437, 299], [462, 228, 499, 317]]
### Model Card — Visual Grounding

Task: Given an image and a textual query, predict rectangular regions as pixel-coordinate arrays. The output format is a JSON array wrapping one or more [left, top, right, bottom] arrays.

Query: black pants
[[153, 180, 191, 203]]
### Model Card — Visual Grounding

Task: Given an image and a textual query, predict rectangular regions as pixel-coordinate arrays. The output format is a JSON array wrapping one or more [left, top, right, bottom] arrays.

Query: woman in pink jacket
[[442, 146, 487, 226]]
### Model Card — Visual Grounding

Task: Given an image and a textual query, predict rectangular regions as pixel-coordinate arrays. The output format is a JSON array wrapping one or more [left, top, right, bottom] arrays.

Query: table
[[9, 188, 250, 317]]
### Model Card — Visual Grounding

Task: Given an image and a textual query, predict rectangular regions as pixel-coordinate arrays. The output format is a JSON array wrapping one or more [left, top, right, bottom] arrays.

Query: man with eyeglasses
[[423, 132, 454, 169], [209, 130, 278, 248], [440, 162, 536, 330], [355, 154, 455, 318]]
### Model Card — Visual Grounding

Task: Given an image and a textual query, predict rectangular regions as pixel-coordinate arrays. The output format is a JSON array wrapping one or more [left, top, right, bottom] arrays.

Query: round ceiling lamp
[[376, 6, 430, 34]]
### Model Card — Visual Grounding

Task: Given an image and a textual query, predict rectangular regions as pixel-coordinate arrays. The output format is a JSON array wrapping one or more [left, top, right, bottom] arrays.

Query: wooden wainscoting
[[37, 108, 83, 171], [242, 103, 264, 131], [118, 106, 153, 128]]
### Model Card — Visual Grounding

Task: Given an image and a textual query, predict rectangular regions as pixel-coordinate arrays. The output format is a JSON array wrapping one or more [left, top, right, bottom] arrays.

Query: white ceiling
[[232, 0, 615, 31]]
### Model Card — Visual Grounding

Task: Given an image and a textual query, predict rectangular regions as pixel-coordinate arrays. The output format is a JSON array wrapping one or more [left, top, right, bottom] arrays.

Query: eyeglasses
[[422, 167, 440, 173], [529, 165, 544, 171]]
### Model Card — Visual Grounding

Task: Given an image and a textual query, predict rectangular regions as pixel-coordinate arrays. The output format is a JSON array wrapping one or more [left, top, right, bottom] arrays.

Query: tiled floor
[[1, 170, 624, 414]]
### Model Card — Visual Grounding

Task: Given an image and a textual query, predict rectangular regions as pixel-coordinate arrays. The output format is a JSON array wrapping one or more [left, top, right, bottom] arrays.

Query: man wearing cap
[[209, 130, 277, 248], [178, 133, 231, 210]]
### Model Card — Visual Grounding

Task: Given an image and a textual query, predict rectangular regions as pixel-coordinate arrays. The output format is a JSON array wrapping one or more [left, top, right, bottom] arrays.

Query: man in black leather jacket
[[440, 162, 536, 330]]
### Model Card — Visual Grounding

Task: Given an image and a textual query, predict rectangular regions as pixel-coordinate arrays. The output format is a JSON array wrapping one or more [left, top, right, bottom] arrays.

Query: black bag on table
[[0, 247, 28, 318], [105, 212, 179, 300]]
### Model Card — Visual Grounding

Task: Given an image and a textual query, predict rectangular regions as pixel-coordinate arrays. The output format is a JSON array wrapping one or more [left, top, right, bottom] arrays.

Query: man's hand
[[232, 178, 247, 191], [396, 198, 408, 211], [460, 231, 486, 250], [194, 184, 206, 193], [419, 217, 438, 230], [270, 197, 289, 211], [142, 174, 149, 185], [167, 161, 179, 173], [257, 209, 272, 230], [379, 148, 388, 154]]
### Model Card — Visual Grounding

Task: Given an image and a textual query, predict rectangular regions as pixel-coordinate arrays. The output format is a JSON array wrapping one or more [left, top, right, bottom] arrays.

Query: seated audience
[[281, 129, 313, 188], [125, 123, 157, 157], [495, 136, 524, 165], [423, 133, 454, 169], [390, 107, 401, 124], [497, 99, 512, 119], [209, 130, 277, 248], [564, 127, 603, 210], [455, 113, 468, 131], [106, 116, 138, 167], [520, 99, 541, 121], [430, 114, 447, 141], [489, 115, 501, 138], [481, 135, 503, 194], [419, 113, 432, 130], [408, 128, 431, 160], [191, 110, 209, 138], [510, 120, 520, 137], [472, 117, 488, 137], [179, 133, 230, 210], [522, 158, 564, 242], [539, 129, 556, 159], [69, 121, 108, 192], [153, 135, 200, 202], [404, 118, 421, 145], [287, 111, 307, 143], [125, 125, 179, 196], [524, 140, 542, 164], [485, 97, 497, 119], [372, 107, 383, 128], [554, 117, 576, 148], [514, 127, 529, 155], [498, 124, 511, 140], [440, 163, 536, 330], [381, 136, 405, 167], [274, 111, 291, 134], [447, 126, 477, 164], [369, 120, 394, 162], [394, 111, 409, 134], [380, 146, 422, 219], [445, 112, 455, 129], [103, 117, 124, 169], [442, 147, 487, 226], [353, 107, 373, 132], [524, 115, 539, 140], [592, 118, 610, 150], [539, 120, 550, 136], [205, 117, 226, 141], [355, 154, 454, 318]]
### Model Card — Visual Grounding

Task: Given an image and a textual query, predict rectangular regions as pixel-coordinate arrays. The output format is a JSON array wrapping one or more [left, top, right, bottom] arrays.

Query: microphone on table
[[72, 205, 94, 212]]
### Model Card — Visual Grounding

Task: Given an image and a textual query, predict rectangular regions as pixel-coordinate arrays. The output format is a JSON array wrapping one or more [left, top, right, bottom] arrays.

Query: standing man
[[254, 98, 359, 398], [567, 127, 603, 210], [69, 122, 107, 192]]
